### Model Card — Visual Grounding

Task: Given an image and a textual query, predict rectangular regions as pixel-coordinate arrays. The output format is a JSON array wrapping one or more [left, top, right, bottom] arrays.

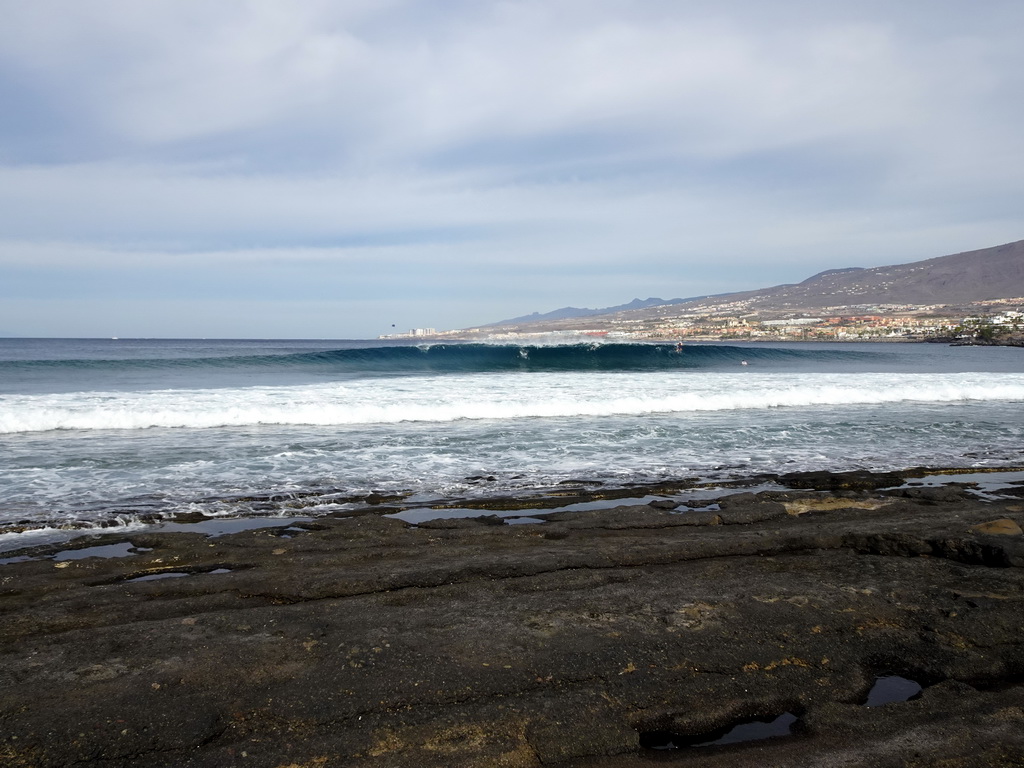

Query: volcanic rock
[[2, 481, 1024, 766]]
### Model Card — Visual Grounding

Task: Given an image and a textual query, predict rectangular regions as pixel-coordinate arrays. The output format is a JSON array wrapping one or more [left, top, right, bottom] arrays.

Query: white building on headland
[[377, 327, 441, 339]]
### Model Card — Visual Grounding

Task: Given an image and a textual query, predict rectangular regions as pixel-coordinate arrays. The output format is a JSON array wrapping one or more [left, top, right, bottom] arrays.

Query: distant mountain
[[714, 239, 1024, 310], [488, 296, 701, 326], [481, 239, 1024, 332]]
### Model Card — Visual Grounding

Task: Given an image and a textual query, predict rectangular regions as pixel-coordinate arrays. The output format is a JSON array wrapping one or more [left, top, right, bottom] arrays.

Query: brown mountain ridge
[[481, 238, 1024, 333], [726, 238, 1024, 309]]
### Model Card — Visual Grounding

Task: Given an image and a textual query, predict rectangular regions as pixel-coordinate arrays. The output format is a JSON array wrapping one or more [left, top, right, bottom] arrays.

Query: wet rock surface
[[3, 474, 1024, 767]]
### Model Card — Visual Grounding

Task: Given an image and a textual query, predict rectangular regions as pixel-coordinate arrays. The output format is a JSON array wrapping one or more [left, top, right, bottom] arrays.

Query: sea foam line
[[2, 375, 1023, 433]]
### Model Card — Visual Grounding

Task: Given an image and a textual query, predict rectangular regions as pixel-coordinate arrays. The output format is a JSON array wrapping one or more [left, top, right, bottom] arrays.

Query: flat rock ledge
[[3, 479, 1024, 767]]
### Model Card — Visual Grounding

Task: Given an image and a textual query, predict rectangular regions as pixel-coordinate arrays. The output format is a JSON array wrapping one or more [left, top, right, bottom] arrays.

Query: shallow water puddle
[[154, 516, 313, 537], [127, 571, 191, 582], [387, 506, 550, 525], [126, 567, 232, 583], [864, 674, 923, 706], [640, 675, 924, 751], [893, 470, 1024, 500], [54, 542, 152, 561], [0, 554, 35, 565], [0, 517, 317, 564], [0, 541, 153, 565], [698, 712, 799, 746], [640, 712, 799, 750]]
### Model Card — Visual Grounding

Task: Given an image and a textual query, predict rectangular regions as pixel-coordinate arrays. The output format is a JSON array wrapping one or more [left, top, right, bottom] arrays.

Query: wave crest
[[0, 342, 875, 375], [2, 373, 1022, 433]]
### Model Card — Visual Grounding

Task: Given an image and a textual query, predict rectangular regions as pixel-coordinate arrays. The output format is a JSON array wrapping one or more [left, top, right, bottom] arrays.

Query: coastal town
[[386, 296, 1024, 344]]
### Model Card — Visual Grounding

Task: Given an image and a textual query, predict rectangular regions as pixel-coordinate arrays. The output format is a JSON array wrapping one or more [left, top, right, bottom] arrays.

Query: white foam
[[2, 372, 1024, 433]]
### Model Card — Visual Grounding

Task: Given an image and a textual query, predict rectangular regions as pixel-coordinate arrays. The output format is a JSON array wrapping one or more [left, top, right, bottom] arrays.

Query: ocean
[[2, 337, 1023, 550]]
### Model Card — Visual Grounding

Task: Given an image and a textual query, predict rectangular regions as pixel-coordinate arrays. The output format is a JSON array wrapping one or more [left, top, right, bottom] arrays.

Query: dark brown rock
[[715, 492, 789, 524], [777, 469, 906, 491], [2, 483, 1024, 767]]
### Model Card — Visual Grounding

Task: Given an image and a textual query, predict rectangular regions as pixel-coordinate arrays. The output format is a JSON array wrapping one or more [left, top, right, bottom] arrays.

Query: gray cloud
[[0, 0, 1022, 337]]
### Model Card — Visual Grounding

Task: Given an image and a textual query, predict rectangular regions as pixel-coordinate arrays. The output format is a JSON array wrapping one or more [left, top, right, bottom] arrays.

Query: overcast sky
[[1, 0, 1022, 338]]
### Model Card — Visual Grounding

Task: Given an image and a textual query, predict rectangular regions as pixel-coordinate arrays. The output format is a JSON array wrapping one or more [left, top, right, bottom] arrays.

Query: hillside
[[489, 296, 702, 327], [478, 239, 1024, 333], [716, 239, 1024, 310]]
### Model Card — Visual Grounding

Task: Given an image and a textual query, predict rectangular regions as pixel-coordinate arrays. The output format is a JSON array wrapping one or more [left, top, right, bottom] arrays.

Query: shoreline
[[5, 464, 1024, 557], [3, 467, 1024, 766]]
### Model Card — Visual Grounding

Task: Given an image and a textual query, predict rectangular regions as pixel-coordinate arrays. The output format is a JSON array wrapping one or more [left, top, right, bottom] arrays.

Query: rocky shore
[[927, 335, 1024, 347], [3, 469, 1024, 767]]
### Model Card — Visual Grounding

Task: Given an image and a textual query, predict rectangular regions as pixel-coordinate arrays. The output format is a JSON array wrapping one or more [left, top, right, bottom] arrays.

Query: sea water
[[1, 338, 1023, 546]]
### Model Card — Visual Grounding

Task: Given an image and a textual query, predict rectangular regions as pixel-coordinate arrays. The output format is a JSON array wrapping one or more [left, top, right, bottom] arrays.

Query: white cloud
[[4, 0, 1015, 163], [0, 0, 1022, 336]]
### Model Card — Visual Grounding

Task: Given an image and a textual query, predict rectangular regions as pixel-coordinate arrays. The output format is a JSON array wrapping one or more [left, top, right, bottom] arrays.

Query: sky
[[1, 0, 1023, 339]]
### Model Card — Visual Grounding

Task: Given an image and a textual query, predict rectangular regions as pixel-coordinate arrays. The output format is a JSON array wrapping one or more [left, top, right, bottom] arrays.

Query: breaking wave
[[3, 372, 1023, 434], [0, 342, 877, 376]]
